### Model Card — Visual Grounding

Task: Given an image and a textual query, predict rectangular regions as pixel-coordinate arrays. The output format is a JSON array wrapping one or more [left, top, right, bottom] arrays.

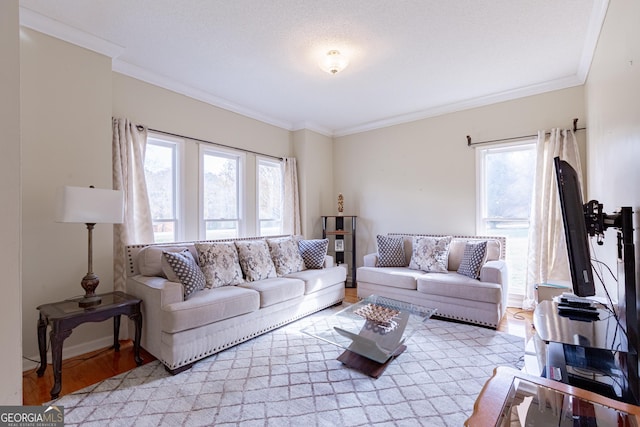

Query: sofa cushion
[[235, 240, 277, 282], [239, 277, 304, 308], [195, 242, 245, 288], [376, 235, 406, 267], [162, 250, 206, 299], [267, 236, 306, 275], [298, 239, 329, 269], [140, 244, 194, 277], [285, 266, 347, 294], [417, 272, 501, 304], [162, 286, 260, 333], [408, 236, 452, 273], [457, 240, 487, 279], [357, 266, 421, 290]]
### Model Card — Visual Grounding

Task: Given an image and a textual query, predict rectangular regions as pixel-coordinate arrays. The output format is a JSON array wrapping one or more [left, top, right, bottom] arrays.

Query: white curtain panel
[[283, 157, 302, 235], [523, 129, 583, 309], [112, 118, 154, 292]]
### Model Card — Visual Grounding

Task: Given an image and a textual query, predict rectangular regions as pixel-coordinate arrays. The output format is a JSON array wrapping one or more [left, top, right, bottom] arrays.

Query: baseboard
[[23, 335, 114, 372]]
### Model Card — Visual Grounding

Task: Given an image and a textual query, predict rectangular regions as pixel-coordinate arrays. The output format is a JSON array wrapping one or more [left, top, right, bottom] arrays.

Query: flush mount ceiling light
[[320, 50, 349, 75]]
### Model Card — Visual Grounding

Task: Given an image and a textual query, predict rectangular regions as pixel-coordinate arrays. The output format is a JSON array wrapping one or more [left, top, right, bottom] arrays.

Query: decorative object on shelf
[[337, 193, 344, 215], [320, 50, 349, 75], [56, 186, 124, 307], [322, 215, 357, 288]]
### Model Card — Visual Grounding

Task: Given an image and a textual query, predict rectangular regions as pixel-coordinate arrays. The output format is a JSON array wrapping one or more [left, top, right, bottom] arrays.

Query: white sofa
[[125, 236, 346, 374], [357, 234, 508, 328]]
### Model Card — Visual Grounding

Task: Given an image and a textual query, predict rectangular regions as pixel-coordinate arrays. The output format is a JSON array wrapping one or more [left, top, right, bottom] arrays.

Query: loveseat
[[357, 234, 508, 328], [125, 235, 346, 374]]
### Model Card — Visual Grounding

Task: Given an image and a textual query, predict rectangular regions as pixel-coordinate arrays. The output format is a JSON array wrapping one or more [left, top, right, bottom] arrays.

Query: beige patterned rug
[[51, 306, 524, 426]]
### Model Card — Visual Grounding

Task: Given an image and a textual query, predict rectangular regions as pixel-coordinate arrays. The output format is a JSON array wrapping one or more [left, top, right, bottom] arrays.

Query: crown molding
[[333, 76, 584, 137], [576, 0, 609, 82], [112, 59, 294, 131], [291, 121, 333, 137], [19, 6, 124, 59]]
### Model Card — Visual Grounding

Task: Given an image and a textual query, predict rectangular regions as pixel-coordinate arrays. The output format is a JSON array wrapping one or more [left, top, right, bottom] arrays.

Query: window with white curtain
[[476, 141, 536, 298], [144, 135, 182, 242], [257, 157, 283, 236], [200, 146, 244, 239]]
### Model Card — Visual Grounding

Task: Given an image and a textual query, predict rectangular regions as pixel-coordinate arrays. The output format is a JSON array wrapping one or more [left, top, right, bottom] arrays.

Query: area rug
[[51, 307, 524, 426]]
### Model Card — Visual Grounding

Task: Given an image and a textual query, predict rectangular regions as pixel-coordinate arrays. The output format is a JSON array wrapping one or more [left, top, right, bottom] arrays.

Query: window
[[257, 158, 283, 236], [144, 135, 181, 243], [477, 141, 536, 297], [201, 147, 243, 239]]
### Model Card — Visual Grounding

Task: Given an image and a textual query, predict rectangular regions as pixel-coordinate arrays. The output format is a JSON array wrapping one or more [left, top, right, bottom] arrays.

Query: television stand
[[533, 300, 636, 404]]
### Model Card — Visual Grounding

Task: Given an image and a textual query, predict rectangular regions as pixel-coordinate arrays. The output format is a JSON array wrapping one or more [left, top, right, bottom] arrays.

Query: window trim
[[475, 139, 536, 304], [146, 132, 184, 242], [256, 156, 284, 236], [199, 144, 246, 239]]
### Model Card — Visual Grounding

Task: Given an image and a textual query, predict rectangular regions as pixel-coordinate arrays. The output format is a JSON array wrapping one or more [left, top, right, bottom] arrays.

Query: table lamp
[[56, 186, 124, 307]]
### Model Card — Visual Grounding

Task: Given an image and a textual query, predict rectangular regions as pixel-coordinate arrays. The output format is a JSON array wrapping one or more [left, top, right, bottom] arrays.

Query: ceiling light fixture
[[320, 50, 349, 75]]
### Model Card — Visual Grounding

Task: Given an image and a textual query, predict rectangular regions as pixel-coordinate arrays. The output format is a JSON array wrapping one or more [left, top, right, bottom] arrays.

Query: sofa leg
[[165, 363, 193, 375]]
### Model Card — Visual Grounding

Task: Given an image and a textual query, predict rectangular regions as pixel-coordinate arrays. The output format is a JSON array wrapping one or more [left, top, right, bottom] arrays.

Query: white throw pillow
[[408, 236, 452, 273], [195, 242, 245, 288], [235, 240, 277, 282], [267, 237, 306, 276]]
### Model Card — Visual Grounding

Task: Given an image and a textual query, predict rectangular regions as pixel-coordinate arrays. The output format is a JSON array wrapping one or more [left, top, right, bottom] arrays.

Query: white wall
[[585, 0, 640, 297], [292, 129, 335, 238], [21, 28, 115, 366], [334, 86, 585, 260], [0, 0, 23, 404]]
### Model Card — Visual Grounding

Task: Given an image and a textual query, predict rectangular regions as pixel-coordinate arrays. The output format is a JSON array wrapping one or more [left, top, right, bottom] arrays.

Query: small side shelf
[[322, 215, 357, 288]]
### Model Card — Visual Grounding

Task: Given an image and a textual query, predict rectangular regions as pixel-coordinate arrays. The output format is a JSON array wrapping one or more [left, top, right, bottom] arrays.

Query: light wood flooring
[[23, 287, 534, 405]]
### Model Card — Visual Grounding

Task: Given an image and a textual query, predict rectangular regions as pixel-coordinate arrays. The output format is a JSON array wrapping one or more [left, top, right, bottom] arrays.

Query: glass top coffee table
[[302, 295, 436, 378]]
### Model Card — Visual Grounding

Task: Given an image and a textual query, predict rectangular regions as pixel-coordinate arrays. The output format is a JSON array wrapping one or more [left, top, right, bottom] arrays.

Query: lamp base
[[78, 295, 102, 308], [80, 272, 101, 308]]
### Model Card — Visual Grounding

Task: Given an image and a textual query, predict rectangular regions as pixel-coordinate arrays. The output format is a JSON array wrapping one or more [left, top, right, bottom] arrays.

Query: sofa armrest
[[324, 255, 335, 268], [480, 260, 509, 314], [127, 275, 184, 307], [363, 253, 378, 267]]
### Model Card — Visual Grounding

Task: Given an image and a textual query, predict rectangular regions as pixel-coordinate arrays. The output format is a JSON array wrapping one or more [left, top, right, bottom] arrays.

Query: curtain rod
[[142, 126, 283, 161], [466, 118, 586, 147]]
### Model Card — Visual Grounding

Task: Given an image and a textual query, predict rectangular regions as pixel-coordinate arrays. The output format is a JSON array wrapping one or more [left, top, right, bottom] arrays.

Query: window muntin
[[257, 158, 283, 236], [477, 141, 536, 296], [144, 136, 181, 243], [201, 147, 243, 239]]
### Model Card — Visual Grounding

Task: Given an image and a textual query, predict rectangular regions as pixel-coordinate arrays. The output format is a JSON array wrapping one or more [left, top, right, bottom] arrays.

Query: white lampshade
[[56, 186, 124, 224]]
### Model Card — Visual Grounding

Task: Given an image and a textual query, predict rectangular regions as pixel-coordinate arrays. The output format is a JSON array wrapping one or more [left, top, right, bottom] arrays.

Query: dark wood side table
[[36, 291, 143, 399]]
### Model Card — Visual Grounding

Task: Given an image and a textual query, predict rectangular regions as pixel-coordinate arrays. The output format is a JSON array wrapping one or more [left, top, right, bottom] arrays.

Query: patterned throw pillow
[[457, 241, 488, 279], [195, 242, 245, 288], [162, 249, 206, 299], [408, 236, 452, 273], [376, 235, 406, 267], [267, 237, 306, 276], [235, 240, 277, 282], [298, 239, 329, 269]]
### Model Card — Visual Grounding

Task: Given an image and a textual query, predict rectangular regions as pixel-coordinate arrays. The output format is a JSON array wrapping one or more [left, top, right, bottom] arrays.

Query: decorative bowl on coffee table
[[302, 295, 436, 378]]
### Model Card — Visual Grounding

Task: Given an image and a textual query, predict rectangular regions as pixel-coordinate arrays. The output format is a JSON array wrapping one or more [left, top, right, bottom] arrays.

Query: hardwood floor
[[24, 288, 533, 405]]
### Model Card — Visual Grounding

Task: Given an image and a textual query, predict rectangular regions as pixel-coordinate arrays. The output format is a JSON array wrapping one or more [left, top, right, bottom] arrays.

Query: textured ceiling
[[19, 0, 607, 136]]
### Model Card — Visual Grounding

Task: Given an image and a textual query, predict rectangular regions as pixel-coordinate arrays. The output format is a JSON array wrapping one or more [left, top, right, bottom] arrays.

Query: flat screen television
[[554, 157, 596, 297]]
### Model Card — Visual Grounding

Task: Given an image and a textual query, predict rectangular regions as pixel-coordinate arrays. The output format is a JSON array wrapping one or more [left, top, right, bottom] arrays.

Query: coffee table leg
[[113, 315, 121, 352], [49, 325, 72, 400], [36, 315, 47, 377]]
